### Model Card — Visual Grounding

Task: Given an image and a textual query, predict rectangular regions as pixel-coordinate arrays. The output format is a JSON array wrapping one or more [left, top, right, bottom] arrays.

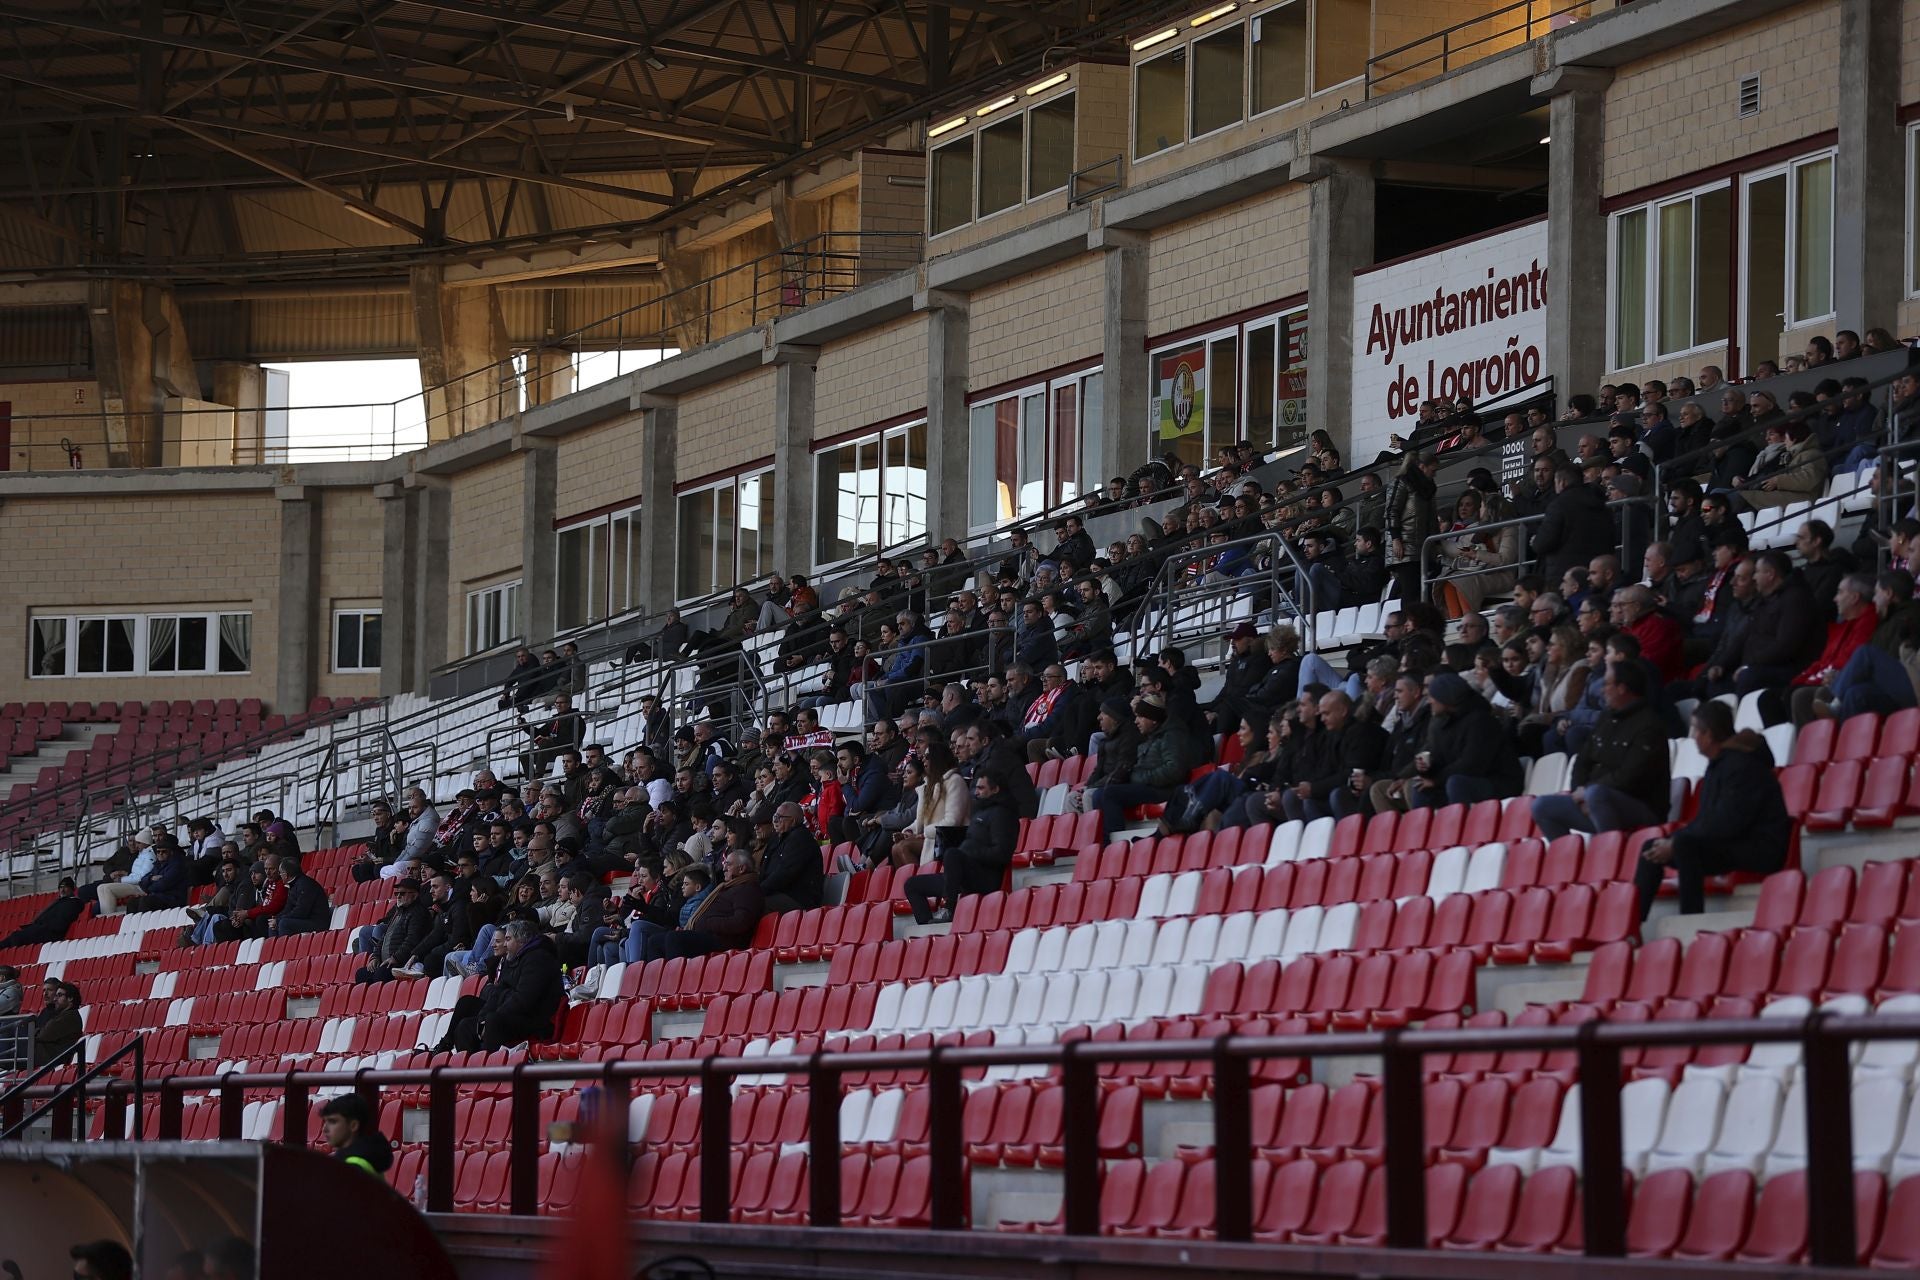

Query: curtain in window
[[218, 614, 251, 672], [147, 617, 178, 672]]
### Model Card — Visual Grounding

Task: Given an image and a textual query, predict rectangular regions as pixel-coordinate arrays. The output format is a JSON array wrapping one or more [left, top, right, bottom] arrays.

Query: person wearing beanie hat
[[1406, 670, 1524, 809], [1090, 696, 1200, 840]]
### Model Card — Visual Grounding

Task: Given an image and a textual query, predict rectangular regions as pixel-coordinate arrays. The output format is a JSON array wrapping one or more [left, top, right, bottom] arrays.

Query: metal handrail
[[1068, 153, 1124, 207], [1418, 495, 1656, 603], [0, 1029, 144, 1143], [1366, 0, 1613, 98], [1122, 525, 1314, 657], [18, 1011, 1904, 1263]]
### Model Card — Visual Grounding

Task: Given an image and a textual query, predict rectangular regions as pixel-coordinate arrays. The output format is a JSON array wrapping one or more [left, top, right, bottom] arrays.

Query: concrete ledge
[[519, 373, 640, 438], [1307, 48, 1537, 158], [1547, 0, 1806, 69], [410, 416, 520, 476], [924, 205, 1095, 294], [1103, 130, 1302, 232], [634, 326, 767, 395], [773, 270, 919, 347], [0, 465, 283, 496]]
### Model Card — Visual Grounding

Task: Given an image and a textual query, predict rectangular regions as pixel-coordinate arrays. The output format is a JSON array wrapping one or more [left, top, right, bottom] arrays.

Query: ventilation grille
[[1739, 75, 1761, 117]]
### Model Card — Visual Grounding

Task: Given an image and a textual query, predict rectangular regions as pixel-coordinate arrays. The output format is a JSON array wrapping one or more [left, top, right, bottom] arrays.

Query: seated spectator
[[1407, 672, 1523, 808], [1734, 418, 1827, 511], [381, 788, 438, 880], [438, 919, 563, 1052], [1090, 699, 1199, 839], [905, 768, 1018, 925], [520, 692, 586, 778], [1607, 585, 1684, 681], [355, 877, 433, 983], [446, 878, 505, 976], [1285, 690, 1387, 821], [663, 849, 764, 957], [181, 858, 246, 947], [272, 855, 333, 936], [1633, 702, 1789, 918], [1783, 571, 1879, 725], [32, 977, 81, 1067], [1531, 660, 1670, 839], [1164, 716, 1273, 832], [893, 744, 969, 867], [96, 838, 189, 916], [0, 876, 84, 947], [759, 802, 824, 913], [1733, 551, 1824, 696]]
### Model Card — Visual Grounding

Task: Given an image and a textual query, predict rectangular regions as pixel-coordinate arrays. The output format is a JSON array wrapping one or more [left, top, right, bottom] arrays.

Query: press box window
[[931, 136, 975, 235], [978, 115, 1025, 217], [1251, 2, 1307, 113], [1028, 94, 1076, 196], [1190, 24, 1246, 137], [1134, 47, 1186, 159]]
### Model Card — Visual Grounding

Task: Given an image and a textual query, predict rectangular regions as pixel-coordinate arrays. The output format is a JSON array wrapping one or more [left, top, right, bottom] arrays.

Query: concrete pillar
[[635, 396, 679, 615], [519, 440, 558, 643], [921, 291, 969, 547], [767, 345, 819, 574], [524, 347, 576, 406], [1835, 0, 1901, 335], [214, 363, 268, 465], [86, 280, 152, 467], [376, 483, 416, 698], [410, 265, 512, 441], [407, 478, 451, 693], [1295, 157, 1375, 458], [1534, 66, 1612, 404], [275, 487, 320, 715], [1097, 231, 1150, 481]]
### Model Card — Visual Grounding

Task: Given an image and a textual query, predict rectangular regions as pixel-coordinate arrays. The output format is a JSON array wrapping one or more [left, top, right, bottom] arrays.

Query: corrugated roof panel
[[249, 294, 418, 359]]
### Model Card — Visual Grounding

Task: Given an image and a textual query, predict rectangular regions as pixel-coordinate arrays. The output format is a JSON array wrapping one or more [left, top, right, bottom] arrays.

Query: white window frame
[[331, 609, 382, 674], [465, 580, 522, 656], [967, 366, 1106, 535], [1027, 91, 1077, 199], [811, 421, 928, 572], [554, 502, 642, 632], [1146, 303, 1307, 469], [1907, 122, 1920, 299], [29, 610, 252, 679], [1739, 148, 1838, 356], [1131, 44, 1189, 161], [1248, 0, 1310, 120], [1187, 19, 1248, 143], [675, 467, 773, 605], [1605, 179, 1732, 370]]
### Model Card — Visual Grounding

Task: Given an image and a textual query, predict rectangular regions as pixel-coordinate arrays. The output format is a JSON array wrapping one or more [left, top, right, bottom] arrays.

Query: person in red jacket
[[1609, 584, 1684, 680], [1786, 572, 1879, 724]]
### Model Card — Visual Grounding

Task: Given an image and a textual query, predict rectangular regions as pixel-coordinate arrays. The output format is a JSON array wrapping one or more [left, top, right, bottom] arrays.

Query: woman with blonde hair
[[892, 741, 969, 867]]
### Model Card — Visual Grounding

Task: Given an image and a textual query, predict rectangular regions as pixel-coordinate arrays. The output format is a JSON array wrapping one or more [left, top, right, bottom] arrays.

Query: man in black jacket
[[355, 878, 433, 982], [1531, 661, 1671, 838], [272, 856, 333, 935], [1634, 702, 1789, 918], [1207, 621, 1273, 733], [1362, 674, 1433, 816], [1284, 690, 1388, 821], [1734, 551, 1824, 694], [760, 803, 824, 913], [1533, 467, 1614, 584], [905, 770, 1017, 925], [1408, 672, 1524, 808], [452, 919, 563, 1051], [0, 877, 85, 947]]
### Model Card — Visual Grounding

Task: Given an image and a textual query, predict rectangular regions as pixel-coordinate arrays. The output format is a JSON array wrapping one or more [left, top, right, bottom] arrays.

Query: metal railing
[[7, 1012, 1904, 1264], [1069, 154, 1124, 207], [1123, 526, 1314, 657], [0, 1030, 144, 1143], [1366, 0, 1619, 98], [2, 230, 922, 470], [1419, 496, 1656, 607]]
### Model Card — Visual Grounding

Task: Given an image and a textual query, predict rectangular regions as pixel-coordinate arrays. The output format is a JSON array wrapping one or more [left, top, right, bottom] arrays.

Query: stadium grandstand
[[4, 0, 1920, 1276]]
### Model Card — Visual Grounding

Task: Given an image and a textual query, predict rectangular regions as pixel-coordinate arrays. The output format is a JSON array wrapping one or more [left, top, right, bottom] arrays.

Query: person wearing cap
[[0, 875, 85, 947], [1406, 672, 1524, 808], [355, 877, 432, 983], [97, 837, 189, 916], [1208, 621, 1273, 734], [1092, 698, 1200, 841]]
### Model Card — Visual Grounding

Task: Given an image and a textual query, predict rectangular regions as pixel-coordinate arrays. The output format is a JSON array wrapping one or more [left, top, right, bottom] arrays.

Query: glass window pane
[[1052, 384, 1079, 506], [1656, 200, 1694, 356], [1028, 95, 1075, 196], [676, 490, 716, 600], [715, 481, 737, 591], [1252, 1, 1307, 112], [1694, 187, 1731, 348], [609, 513, 633, 615], [106, 618, 136, 672], [360, 614, 382, 670], [969, 404, 1002, 528], [1079, 372, 1104, 492], [1018, 392, 1048, 517], [467, 595, 481, 655], [556, 524, 595, 630], [1613, 208, 1648, 368], [893, 423, 928, 544], [1134, 48, 1186, 158], [1207, 334, 1239, 462], [1280, 311, 1308, 448], [978, 116, 1024, 216], [504, 584, 520, 643], [335, 615, 359, 672], [739, 474, 767, 583], [216, 615, 249, 672], [177, 616, 210, 672], [930, 137, 975, 235], [1313, 0, 1368, 91], [815, 442, 862, 565], [1745, 173, 1788, 365], [30, 617, 66, 678], [1191, 25, 1245, 137], [1245, 324, 1277, 454], [148, 617, 178, 673], [77, 618, 104, 673], [1153, 342, 1207, 469], [1793, 156, 1834, 322]]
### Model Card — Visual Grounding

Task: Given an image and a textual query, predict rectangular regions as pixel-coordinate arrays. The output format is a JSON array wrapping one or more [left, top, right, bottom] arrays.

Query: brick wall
[[815, 315, 929, 437], [1147, 185, 1310, 337], [0, 493, 281, 702], [556, 411, 647, 519], [447, 455, 525, 663], [1601, 0, 1839, 199], [316, 487, 384, 698], [969, 255, 1105, 390], [678, 369, 776, 483]]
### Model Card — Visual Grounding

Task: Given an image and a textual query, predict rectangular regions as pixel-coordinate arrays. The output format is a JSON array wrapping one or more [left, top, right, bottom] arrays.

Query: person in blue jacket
[[110, 839, 190, 915]]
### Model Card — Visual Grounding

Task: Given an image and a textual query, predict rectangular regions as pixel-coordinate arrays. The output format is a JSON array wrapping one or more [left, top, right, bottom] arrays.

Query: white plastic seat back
[[1462, 843, 1506, 895], [1296, 817, 1336, 861], [1763, 1078, 1808, 1181], [1213, 912, 1254, 962], [923, 979, 961, 1033], [951, 975, 989, 1030], [1164, 871, 1202, 919], [1267, 821, 1305, 864], [1166, 963, 1210, 1018], [1117, 919, 1159, 968], [1425, 846, 1470, 899], [1002, 929, 1041, 975], [862, 1089, 904, 1144], [1100, 968, 1142, 1023], [1526, 753, 1568, 796], [1148, 917, 1190, 968], [1088, 920, 1129, 971], [1315, 902, 1359, 954], [1641, 1076, 1727, 1177], [1031, 926, 1070, 975], [1278, 906, 1323, 960], [1619, 1077, 1673, 1176], [895, 982, 935, 1033], [1732, 997, 1813, 1082], [1700, 1075, 1784, 1179], [1067, 970, 1109, 1024], [1859, 995, 1920, 1080], [1851, 1077, 1909, 1173], [1134, 873, 1173, 920], [1249, 909, 1289, 957], [839, 1090, 872, 1144], [1181, 915, 1222, 965], [1061, 923, 1099, 972]]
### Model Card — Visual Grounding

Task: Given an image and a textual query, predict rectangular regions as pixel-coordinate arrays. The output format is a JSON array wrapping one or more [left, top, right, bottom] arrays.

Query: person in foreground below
[[1633, 700, 1789, 919], [320, 1091, 394, 1177], [69, 1241, 133, 1280]]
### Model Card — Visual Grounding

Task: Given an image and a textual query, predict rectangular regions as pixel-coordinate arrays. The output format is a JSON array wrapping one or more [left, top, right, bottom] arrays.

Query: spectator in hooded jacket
[[1634, 702, 1789, 918], [1406, 671, 1523, 807], [1531, 661, 1671, 838]]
